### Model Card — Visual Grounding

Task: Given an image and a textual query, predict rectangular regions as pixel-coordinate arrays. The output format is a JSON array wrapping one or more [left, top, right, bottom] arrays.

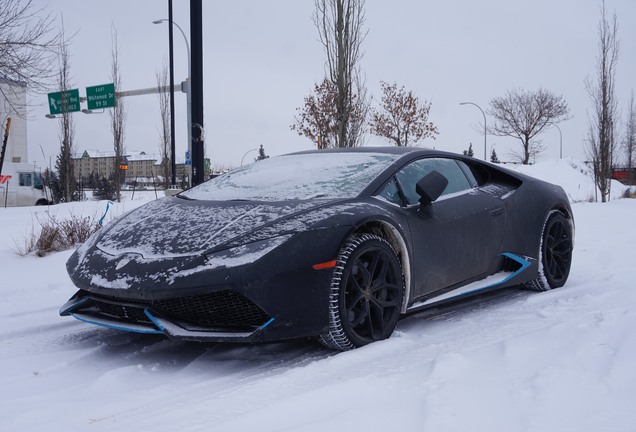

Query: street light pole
[[154, 18, 192, 187], [460, 101, 487, 161], [548, 122, 563, 159]]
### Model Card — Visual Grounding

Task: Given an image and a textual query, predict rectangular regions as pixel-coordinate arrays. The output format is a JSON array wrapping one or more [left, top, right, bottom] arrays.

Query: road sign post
[[86, 83, 116, 110], [48, 89, 81, 115]]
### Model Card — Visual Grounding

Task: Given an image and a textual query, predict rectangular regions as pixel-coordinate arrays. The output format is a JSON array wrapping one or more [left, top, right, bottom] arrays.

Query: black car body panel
[[61, 147, 574, 344]]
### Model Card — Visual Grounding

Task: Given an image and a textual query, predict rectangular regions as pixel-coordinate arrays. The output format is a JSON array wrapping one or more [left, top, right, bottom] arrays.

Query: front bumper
[[60, 290, 277, 341], [61, 228, 348, 342]]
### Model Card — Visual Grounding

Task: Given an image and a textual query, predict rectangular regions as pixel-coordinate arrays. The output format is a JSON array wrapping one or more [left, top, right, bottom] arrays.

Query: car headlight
[[203, 234, 293, 270]]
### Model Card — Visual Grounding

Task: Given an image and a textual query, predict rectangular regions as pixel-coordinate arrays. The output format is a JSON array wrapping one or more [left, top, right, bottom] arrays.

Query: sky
[[23, 0, 636, 170]]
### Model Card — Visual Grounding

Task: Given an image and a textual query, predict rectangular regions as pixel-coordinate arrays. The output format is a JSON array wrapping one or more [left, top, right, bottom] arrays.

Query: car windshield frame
[[180, 152, 400, 202]]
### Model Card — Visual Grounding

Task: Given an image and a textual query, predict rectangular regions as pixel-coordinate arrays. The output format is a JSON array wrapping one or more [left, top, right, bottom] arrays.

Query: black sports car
[[61, 147, 574, 350]]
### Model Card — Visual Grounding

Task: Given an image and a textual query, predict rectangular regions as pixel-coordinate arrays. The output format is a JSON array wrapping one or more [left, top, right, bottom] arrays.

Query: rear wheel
[[320, 234, 404, 351], [526, 211, 573, 291]]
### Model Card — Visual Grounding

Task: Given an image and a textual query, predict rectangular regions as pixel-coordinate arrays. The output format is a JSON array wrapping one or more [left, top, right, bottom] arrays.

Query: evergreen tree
[[256, 144, 269, 161], [490, 148, 500, 163], [93, 175, 117, 201], [463, 143, 474, 157]]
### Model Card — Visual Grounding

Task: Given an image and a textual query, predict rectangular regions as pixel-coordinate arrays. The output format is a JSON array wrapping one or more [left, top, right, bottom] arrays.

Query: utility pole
[[190, 0, 205, 186], [168, 0, 177, 186]]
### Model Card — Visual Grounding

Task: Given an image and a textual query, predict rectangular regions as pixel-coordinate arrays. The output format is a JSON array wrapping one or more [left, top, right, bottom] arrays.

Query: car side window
[[396, 158, 473, 205], [376, 177, 403, 205]]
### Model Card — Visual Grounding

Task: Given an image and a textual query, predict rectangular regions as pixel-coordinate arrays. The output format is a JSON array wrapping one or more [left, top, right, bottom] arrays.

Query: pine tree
[[256, 144, 269, 161], [490, 148, 500, 163], [463, 143, 474, 157], [93, 175, 117, 201]]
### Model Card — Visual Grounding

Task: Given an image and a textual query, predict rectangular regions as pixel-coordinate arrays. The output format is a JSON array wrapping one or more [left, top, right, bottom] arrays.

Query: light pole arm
[[460, 101, 487, 161], [241, 149, 259, 166], [153, 19, 191, 77]]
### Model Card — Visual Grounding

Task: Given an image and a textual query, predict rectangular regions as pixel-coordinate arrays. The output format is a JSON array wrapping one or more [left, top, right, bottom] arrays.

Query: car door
[[389, 158, 507, 299]]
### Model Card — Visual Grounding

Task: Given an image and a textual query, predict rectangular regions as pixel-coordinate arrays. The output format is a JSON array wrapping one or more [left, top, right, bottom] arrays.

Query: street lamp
[[548, 122, 563, 159], [153, 18, 192, 187], [460, 101, 487, 161]]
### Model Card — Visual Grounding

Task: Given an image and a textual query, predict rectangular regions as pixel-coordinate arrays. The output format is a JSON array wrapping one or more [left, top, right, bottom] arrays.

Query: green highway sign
[[48, 89, 80, 115], [86, 83, 116, 110]]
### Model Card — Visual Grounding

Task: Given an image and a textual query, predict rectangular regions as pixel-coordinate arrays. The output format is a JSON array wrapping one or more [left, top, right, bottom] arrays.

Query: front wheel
[[526, 211, 573, 291], [319, 234, 404, 351]]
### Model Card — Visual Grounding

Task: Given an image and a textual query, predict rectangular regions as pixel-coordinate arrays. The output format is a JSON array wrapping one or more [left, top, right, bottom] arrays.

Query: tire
[[525, 210, 573, 291], [319, 234, 404, 351]]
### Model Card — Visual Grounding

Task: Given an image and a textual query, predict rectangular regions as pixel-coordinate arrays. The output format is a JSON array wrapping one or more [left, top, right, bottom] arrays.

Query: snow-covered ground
[[1, 162, 635, 432]]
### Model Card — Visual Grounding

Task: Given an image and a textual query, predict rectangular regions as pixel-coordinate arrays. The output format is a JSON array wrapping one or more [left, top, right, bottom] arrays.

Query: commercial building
[[1, 77, 28, 164]]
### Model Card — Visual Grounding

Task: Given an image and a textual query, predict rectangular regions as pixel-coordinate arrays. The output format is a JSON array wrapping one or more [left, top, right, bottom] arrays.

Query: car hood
[[94, 196, 335, 258]]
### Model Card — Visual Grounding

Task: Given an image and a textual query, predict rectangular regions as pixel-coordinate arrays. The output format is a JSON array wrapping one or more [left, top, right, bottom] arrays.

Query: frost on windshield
[[181, 152, 399, 201]]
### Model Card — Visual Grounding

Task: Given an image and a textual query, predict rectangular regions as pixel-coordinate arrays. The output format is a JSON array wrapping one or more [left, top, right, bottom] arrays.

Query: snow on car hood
[[95, 197, 320, 258]]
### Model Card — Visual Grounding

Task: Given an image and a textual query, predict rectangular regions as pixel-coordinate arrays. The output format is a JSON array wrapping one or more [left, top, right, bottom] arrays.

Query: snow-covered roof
[[74, 150, 160, 161]]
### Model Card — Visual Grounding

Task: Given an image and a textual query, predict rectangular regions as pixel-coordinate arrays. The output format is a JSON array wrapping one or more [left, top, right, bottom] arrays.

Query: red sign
[[0, 175, 12, 185]]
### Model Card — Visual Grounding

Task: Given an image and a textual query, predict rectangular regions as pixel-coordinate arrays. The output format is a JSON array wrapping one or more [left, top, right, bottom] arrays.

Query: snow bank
[[508, 158, 630, 203]]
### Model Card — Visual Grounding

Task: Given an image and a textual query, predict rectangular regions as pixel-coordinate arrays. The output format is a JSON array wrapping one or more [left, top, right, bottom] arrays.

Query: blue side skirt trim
[[499, 252, 532, 284], [407, 253, 532, 311]]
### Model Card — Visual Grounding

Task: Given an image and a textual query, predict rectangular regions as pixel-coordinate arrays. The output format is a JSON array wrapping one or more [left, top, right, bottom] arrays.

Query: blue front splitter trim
[[71, 312, 164, 335]]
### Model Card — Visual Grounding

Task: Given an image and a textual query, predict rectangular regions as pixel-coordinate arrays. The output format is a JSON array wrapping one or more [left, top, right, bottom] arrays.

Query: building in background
[[0, 77, 28, 164], [71, 150, 188, 187]]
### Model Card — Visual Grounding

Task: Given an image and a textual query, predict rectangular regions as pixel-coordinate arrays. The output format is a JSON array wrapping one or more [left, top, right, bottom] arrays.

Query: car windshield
[[181, 152, 399, 201]]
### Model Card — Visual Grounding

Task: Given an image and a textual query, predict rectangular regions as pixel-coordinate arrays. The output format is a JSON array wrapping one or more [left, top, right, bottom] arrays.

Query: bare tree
[[110, 27, 126, 202], [292, 79, 338, 149], [54, 26, 76, 203], [585, 0, 619, 202], [623, 91, 635, 186], [292, 78, 367, 149], [0, 0, 63, 110], [488, 88, 570, 164], [156, 61, 171, 188], [312, 0, 368, 147], [369, 81, 438, 146]]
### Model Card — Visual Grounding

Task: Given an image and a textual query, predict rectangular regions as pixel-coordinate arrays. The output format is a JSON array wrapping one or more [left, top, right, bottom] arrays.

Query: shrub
[[15, 212, 101, 257]]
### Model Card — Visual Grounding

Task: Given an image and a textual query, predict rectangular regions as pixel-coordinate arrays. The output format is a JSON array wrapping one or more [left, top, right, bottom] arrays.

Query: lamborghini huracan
[[61, 147, 574, 350]]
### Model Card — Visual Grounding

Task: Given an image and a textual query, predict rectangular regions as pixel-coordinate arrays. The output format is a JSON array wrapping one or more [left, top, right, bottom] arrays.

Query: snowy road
[[1, 195, 636, 431]]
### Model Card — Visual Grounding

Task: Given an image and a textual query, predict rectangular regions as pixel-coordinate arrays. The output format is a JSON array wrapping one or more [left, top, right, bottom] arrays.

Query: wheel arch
[[350, 219, 411, 313]]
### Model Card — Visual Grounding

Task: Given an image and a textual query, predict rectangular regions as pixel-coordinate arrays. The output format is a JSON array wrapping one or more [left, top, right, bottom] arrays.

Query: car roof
[[289, 146, 431, 156]]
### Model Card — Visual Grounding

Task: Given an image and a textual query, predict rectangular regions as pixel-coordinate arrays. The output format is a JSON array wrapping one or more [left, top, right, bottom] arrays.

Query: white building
[[0, 77, 28, 164]]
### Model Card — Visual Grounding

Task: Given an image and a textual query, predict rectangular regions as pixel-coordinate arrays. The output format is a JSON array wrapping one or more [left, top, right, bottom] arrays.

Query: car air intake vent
[[93, 300, 151, 324], [152, 290, 270, 329]]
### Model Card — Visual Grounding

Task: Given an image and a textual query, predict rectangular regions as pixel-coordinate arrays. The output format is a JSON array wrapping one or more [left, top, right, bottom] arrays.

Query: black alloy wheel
[[320, 234, 404, 351], [527, 211, 573, 291]]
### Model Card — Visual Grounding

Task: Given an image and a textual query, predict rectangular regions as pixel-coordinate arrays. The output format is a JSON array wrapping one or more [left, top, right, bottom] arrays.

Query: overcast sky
[[26, 0, 636, 170]]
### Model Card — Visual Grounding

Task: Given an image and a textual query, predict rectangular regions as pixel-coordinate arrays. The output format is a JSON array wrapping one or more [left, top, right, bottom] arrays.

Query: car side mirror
[[416, 170, 448, 207]]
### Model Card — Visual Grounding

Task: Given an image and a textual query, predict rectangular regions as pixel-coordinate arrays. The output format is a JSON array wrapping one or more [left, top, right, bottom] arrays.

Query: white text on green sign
[[48, 89, 81, 115], [86, 83, 116, 110]]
